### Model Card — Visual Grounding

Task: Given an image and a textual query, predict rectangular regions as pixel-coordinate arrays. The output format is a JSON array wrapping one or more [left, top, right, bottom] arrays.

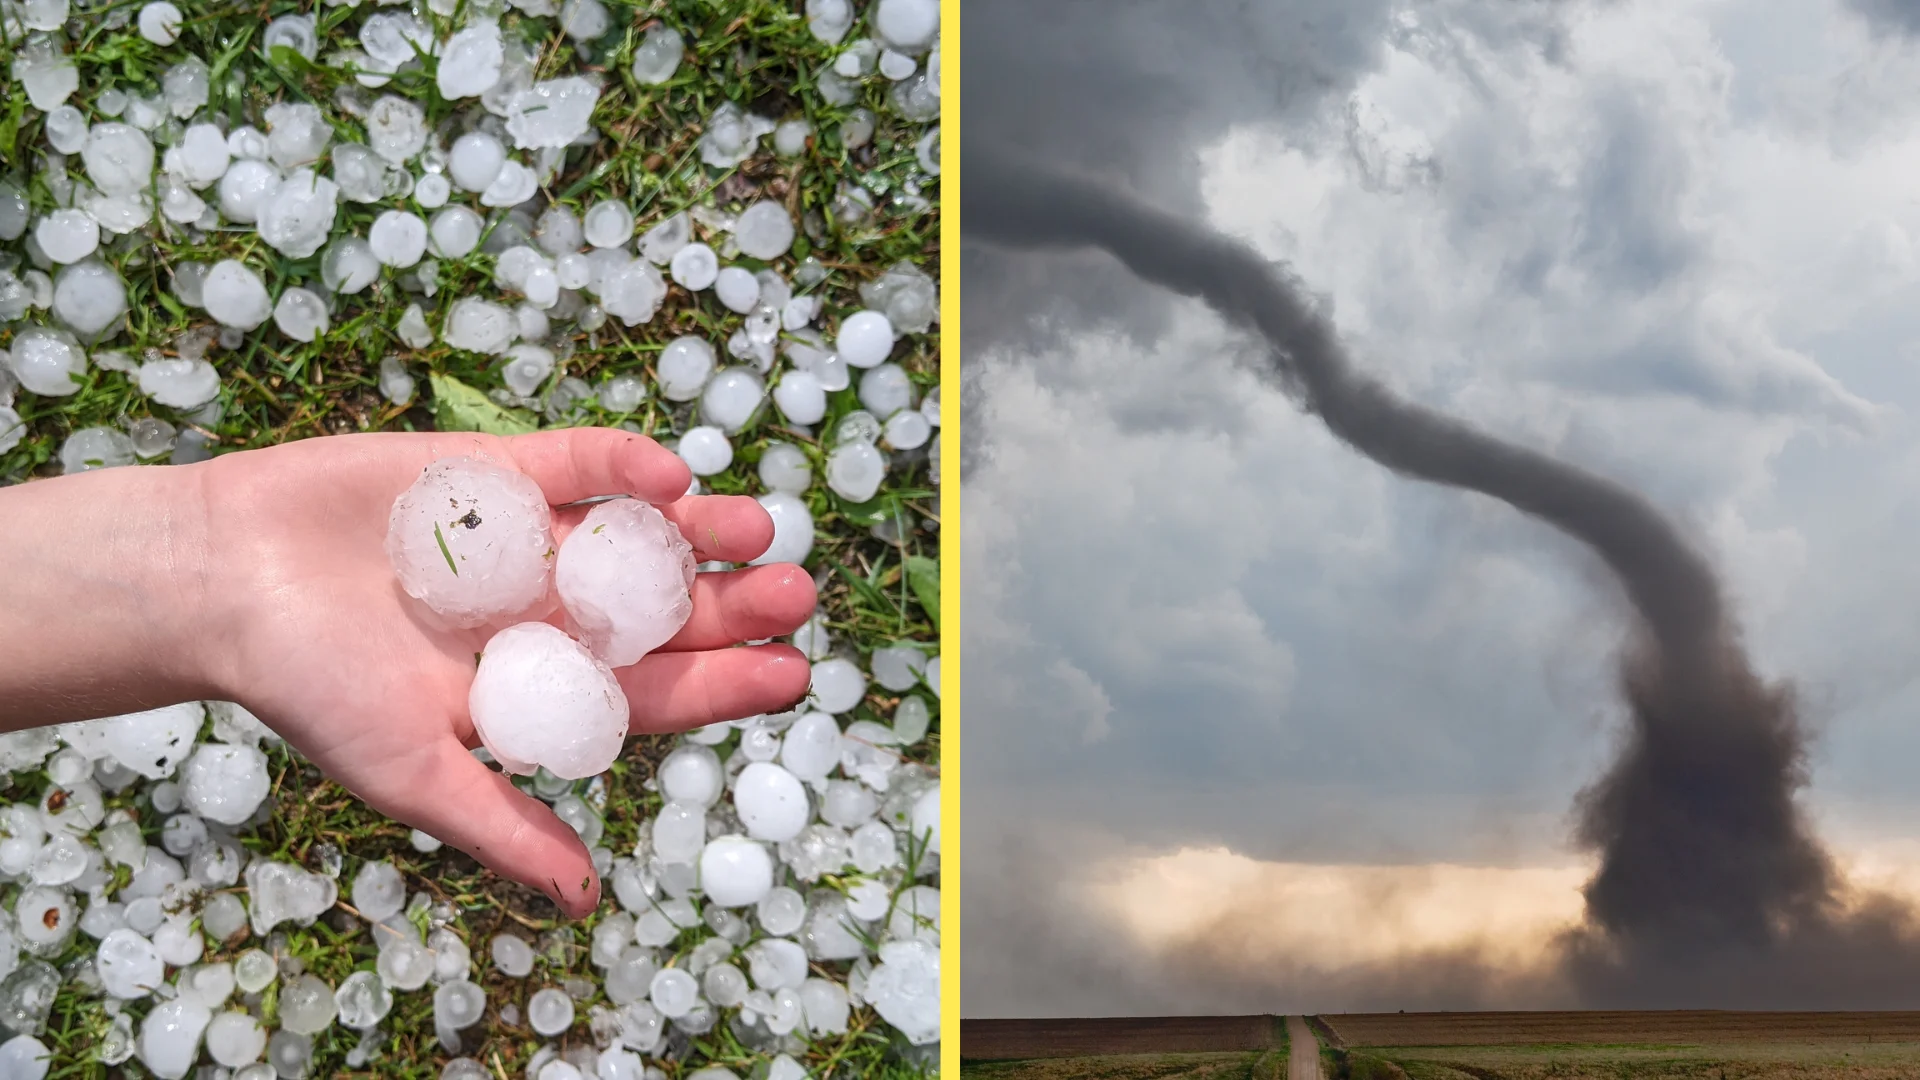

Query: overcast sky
[[962, 0, 1920, 1016]]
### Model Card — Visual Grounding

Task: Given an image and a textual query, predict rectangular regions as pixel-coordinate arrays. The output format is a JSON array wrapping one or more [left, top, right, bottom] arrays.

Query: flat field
[[1324, 1011, 1920, 1080], [961, 1015, 1286, 1060]]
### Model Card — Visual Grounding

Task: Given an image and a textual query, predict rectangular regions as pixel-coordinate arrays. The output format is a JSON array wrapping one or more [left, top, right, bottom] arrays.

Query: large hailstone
[[182, 743, 270, 825], [555, 499, 695, 668], [385, 457, 556, 629], [468, 622, 629, 779]]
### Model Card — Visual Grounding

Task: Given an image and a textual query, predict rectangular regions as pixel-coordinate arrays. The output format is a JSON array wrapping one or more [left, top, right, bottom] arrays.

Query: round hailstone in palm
[[183, 743, 270, 825], [272, 287, 330, 343], [35, 209, 98, 264], [438, 22, 504, 99], [700, 836, 773, 907], [734, 762, 808, 842], [825, 441, 885, 502], [468, 622, 629, 778], [138, 1, 182, 44], [733, 201, 795, 260], [836, 310, 895, 368], [203, 261, 272, 331], [555, 499, 695, 668], [138, 997, 212, 1079], [630, 24, 683, 83], [386, 456, 555, 628], [7, 326, 86, 396], [257, 169, 339, 259], [97, 928, 164, 998], [217, 159, 280, 224], [137, 359, 220, 409], [369, 210, 428, 267], [714, 267, 759, 313], [772, 370, 826, 425], [753, 493, 813, 566], [52, 260, 128, 340], [505, 77, 600, 149], [82, 124, 154, 197], [429, 205, 485, 258], [447, 132, 506, 193], [583, 201, 634, 248], [677, 427, 731, 476]]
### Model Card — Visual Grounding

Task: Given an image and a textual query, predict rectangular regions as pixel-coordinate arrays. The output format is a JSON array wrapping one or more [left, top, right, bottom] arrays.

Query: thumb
[[382, 738, 602, 918]]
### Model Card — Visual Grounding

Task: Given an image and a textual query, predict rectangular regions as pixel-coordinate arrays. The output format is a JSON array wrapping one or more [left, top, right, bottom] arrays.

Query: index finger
[[503, 428, 692, 506]]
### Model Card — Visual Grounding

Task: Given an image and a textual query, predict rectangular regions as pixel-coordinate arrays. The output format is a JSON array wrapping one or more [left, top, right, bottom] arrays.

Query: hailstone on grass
[[555, 499, 696, 667]]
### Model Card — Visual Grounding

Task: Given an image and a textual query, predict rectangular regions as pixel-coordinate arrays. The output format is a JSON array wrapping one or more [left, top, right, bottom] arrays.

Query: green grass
[[0, 0, 940, 1075]]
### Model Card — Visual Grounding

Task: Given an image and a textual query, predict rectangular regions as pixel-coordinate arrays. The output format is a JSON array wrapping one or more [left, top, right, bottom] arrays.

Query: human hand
[[178, 428, 816, 916]]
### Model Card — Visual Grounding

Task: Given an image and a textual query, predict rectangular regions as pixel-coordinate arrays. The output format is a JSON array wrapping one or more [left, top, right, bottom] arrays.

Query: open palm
[[185, 427, 815, 916]]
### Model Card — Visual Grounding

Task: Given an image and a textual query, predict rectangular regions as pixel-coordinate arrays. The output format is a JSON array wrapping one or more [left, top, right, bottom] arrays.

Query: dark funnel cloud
[[962, 145, 1920, 1005]]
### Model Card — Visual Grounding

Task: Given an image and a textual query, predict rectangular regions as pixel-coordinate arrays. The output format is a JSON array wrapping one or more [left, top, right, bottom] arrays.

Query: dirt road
[[1287, 1016, 1322, 1080]]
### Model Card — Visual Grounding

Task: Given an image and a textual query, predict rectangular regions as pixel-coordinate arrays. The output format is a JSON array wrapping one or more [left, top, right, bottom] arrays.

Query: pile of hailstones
[[0, 459, 941, 1079], [0, 0, 941, 496]]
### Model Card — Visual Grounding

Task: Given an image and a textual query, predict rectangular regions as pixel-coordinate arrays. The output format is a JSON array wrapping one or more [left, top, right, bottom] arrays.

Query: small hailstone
[[858, 363, 913, 417], [278, 973, 338, 1035], [840, 109, 875, 151], [781, 711, 840, 784], [774, 119, 811, 157], [264, 101, 332, 169], [529, 987, 575, 1035], [97, 929, 164, 998], [492, 934, 535, 977], [480, 159, 538, 206], [429, 205, 486, 258], [60, 427, 137, 473], [837, 310, 896, 368], [676, 426, 732, 476], [700, 367, 765, 432], [599, 261, 667, 325], [163, 57, 211, 119], [734, 763, 809, 842], [649, 969, 698, 1018], [14, 37, 79, 112], [470, 622, 629, 778], [772, 371, 827, 425], [754, 493, 815, 566], [826, 441, 886, 502], [82, 123, 155, 197], [584, 201, 634, 248], [733, 202, 795, 260], [439, 23, 505, 99], [410, 829, 443, 853], [714, 266, 760, 313], [322, 236, 382, 294], [806, 0, 854, 44], [127, 417, 177, 459], [139, 1, 183, 43], [139, 997, 212, 1079], [436, 979, 486, 1030], [656, 337, 715, 401], [503, 344, 554, 396], [335, 971, 392, 1030], [866, 939, 938, 1044], [370, 210, 429, 267], [352, 861, 406, 923], [332, 144, 387, 203], [700, 103, 775, 168], [51, 259, 128, 340], [874, 0, 939, 51], [599, 374, 646, 412], [169, 123, 231, 189], [5, 327, 86, 397], [258, 169, 340, 259], [758, 443, 813, 494], [639, 212, 689, 264], [879, 49, 917, 80], [442, 296, 518, 353], [448, 132, 507, 192], [379, 356, 417, 406], [669, 243, 718, 290], [386, 456, 553, 627], [415, 173, 451, 208], [234, 950, 277, 994], [262, 14, 319, 61], [217, 160, 280, 224], [506, 78, 600, 150], [700, 836, 773, 908], [366, 95, 427, 163], [206, 1012, 266, 1068], [631, 25, 684, 84], [555, 499, 696, 667], [885, 409, 932, 450], [273, 287, 330, 343], [182, 744, 270, 825], [44, 106, 86, 155], [203, 261, 273, 331], [561, 0, 610, 40]]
